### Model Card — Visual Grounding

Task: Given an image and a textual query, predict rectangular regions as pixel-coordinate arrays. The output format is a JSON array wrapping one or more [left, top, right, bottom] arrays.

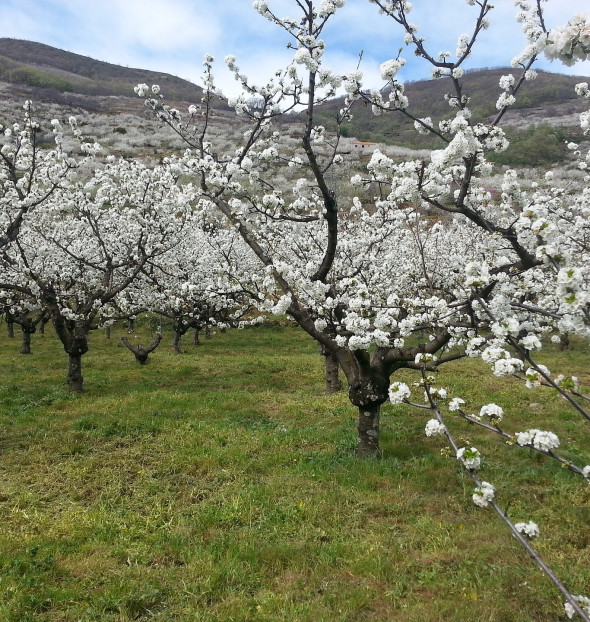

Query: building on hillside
[[352, 141, 377, 152]]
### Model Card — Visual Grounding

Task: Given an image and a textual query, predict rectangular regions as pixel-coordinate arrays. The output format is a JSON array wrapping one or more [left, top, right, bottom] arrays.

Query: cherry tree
[[0, 288, 47, 354], [0, 155, 196, 391], [136, 3, 498, 459], [0, 102, 97, 251], [140, 215, 264, 353], [134, 0, 590, 615]]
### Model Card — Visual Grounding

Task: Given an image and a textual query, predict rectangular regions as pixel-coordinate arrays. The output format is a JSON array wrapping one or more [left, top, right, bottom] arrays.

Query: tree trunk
[[323, 350, 342, 394], [67, 353, 84, 393], [192, 328, 200, 346], [127, 318, 135, 333], [205, 324, 212, 339], [20, 329, 32, 354], [339, 351, 390, 459], [560, 333, 570, 351], [357, 403, 382, 459], [7, 320, 14, 338], [173, 331, 182, 354], [105, 325, 111, 339]]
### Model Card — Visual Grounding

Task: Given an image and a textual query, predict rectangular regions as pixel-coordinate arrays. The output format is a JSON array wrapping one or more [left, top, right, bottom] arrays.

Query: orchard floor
[[0, 320, 589, 621]]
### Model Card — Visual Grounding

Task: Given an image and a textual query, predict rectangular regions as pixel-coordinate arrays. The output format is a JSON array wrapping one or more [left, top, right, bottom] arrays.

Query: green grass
[[0, 320, 588, 621]]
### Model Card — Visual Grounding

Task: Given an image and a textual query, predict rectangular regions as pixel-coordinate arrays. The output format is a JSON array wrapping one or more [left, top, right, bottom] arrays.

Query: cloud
[[0, 0, 588, 100]]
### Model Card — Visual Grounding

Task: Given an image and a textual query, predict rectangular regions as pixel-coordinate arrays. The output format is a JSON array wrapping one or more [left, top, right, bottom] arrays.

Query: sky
[[1, 0, 589, 98]]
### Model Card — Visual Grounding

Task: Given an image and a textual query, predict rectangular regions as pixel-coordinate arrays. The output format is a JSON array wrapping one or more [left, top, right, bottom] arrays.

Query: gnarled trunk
[[321, 346, 341, 394], [338, 348, 391, 459], [357, 403, 381, 458], [173, 330, 183, 354], [65, 332, 89, 392], [20, 328, 33, 354], [560, 333, 570, 351], [52, 316, 90, 393], [67, 352, 85, 393]]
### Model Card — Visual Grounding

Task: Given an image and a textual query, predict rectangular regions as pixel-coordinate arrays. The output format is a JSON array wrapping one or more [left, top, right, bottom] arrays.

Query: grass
[[0, 319, 589, 621]]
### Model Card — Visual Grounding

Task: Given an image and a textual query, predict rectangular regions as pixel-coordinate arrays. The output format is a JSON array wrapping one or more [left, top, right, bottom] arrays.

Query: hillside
[[316, 67, 589, 142], [310, 67, 590, 166], [0, 39, 588, 166], [0, 38, 207, 103]]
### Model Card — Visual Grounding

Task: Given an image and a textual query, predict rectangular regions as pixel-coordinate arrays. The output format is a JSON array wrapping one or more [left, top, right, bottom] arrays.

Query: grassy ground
[[0, 320, 589, 621]]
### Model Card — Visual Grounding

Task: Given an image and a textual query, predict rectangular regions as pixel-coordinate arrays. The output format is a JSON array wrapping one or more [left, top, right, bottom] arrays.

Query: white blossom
[[389, 382, 411, 404], [515, 521, 540, 538], [472, 481, 495, 507], [425, 419, 445, 437], [457, 446, 481, 470]]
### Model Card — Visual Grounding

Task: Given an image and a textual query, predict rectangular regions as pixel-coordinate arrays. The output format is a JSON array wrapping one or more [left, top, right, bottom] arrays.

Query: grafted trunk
[[560, 333, 570, 351], [339, 350, 390, 459], [20, 329, 33, 354], [173, 331, 183, 354], [357, 403, 382, 458], [67, 353, 84, 393], [52, 317, 90, 393], [321, 347, 341, 394]]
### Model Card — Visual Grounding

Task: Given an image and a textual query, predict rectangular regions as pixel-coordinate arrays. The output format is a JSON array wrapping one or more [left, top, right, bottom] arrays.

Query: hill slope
[[0, 38, 204, 102], [0, 39, 588, 166], [315, 67, 590, 145]]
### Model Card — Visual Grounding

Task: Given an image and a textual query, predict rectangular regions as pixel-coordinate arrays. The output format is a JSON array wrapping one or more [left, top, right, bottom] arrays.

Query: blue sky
[[1, 0, 589, 97]]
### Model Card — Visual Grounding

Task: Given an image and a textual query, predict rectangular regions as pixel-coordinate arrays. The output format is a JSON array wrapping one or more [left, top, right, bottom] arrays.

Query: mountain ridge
[[0, 38, 588, 166], [0, 37, 205, 102]]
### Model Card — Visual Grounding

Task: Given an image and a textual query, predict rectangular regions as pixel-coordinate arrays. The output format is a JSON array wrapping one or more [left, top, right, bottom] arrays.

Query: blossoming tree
[[0, 155, 196, 392], [134, 0, 590, 616], [0, 103, 98, 251], [137, 1, 518, 459], [139, 213, 264, 353]]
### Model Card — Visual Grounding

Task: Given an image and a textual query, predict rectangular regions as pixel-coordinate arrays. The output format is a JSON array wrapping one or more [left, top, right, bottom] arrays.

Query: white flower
[[493, 357, 523, 377], [134, 83, 149, 97], [520, 334, 542, 350], [524, 365, 550, 388], [564, 595, 590, 619], [496, 92, 516, 109], [479, 403, 503, 421], [425, 419, 445, 437], [449, 397, 465, 411], [515, 521, 540, 538], [253, 0, 269, 15], [515, 429, 560, 451], [271, 294, 292, 315], [472, 481, 494, 507], [582, 465, 590, 479], [314, 318, 327, 332], [389, 382, 411, 404], [499, 74, 515, 90], [380, 58, 406, 80], [457, 446, 481, 470]]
